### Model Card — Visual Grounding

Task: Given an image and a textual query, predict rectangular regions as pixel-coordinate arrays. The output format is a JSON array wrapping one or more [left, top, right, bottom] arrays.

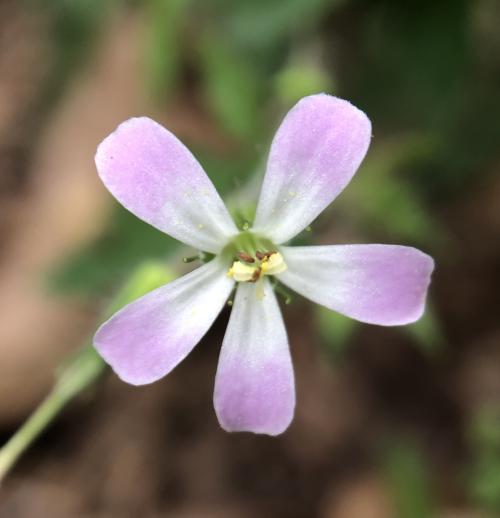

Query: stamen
[[256, 250, 276, 260], [227, 251, 287, 284], [227, 261, 259, 282], [251, 268, 262, 282], [260, 252, 287, 275], [237, 252, 255, 263], [274, 282, 293, 305], [182, 254, 199, 263], [199, 252, 215, 263]]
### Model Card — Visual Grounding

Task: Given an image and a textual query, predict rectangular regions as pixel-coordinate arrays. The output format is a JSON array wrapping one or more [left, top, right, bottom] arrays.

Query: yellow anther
[[227, 261, 260, 282], [260, 252, 287, 276]]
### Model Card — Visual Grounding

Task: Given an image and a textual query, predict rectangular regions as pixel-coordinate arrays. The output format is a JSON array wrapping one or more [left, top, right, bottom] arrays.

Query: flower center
[[227, 251, 287, 283], [222, 231, 287, 283]]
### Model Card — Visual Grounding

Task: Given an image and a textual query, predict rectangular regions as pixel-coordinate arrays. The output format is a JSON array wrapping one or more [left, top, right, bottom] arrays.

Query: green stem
[[0, 397, 62, 482], [0, 346, 104, 482], [0, 260, 175, 483]]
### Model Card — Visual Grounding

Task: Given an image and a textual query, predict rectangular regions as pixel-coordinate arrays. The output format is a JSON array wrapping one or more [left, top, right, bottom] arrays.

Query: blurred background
[[0, 0, 499, 516]]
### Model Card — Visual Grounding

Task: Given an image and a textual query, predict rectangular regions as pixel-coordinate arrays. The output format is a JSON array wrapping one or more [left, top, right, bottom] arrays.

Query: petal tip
[[375, 247, 435, 326], [93, 323, 160, 387], [280, 244, 435, 327], [295, 92, 372, 133], [94, 116, 161, 171], [215, 402, 294, 436]]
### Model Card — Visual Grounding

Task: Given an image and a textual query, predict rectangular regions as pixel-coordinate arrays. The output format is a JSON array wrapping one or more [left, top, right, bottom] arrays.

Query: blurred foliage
[[352, 0, 468, 130], [337, 135, 445, 248], [143, 0, 187, 101], [316, 306, 356, 357], [102, 260, 177, 319], [49, 206, 177, 297], [33, 0, 500, 203], [31, 0, 119, 108], [58, 260, 176, 393], [0, 260, 177, 483], [199, 32, 264, 140], [205, 0, 339, 53], [404, 304, 445, 356], [317, 302, 444, 358], [469, 407, 500, 514], [346, 0, 500, 199], [274, 60, 333, 106], [383, 438, 436, 518]]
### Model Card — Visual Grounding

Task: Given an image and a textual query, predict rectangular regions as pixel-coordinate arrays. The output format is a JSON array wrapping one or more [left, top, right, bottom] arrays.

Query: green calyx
[[220, 231, 276, 262]]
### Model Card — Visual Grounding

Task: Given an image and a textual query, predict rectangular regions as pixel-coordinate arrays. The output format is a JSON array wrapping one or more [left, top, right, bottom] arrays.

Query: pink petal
[[253, 94, 372, 243], [96, 117, 238, 253], [214, 280, 295, 435], [280, 244, 434, 325], [94, 259, 234, 385]]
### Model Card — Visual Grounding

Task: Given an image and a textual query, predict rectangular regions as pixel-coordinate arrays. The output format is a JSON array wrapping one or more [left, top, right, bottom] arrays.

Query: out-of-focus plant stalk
[[0, 261, 175, 484], [0, 346, 104, 484]]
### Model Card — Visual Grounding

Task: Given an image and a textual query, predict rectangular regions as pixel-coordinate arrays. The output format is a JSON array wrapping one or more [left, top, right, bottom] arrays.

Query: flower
[[93, 94, 434, 435]]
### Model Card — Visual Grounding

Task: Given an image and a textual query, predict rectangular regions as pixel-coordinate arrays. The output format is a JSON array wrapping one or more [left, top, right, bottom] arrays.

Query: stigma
[[227, 251, 287, 283]]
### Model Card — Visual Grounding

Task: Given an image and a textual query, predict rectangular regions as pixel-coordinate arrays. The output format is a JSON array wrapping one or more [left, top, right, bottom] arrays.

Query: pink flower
[[93, 94, 434, 435]]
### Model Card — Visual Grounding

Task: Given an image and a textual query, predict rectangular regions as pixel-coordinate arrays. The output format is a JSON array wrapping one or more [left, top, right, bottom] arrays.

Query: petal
[[214, 280, 295, 435], [253, 94, 372, 243], [94, 259, 234, 385], [279, 244, 434, 326], [96, 117, 238, 253]]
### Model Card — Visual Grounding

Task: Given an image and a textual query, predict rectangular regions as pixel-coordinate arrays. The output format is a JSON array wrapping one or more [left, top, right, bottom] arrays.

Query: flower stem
[[0, 260, 175, 484], [0, 346, 104, 483]]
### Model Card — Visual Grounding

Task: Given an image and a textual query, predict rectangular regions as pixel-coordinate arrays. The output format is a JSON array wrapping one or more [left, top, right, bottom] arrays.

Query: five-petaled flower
[[94, 94, 434, 435]]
